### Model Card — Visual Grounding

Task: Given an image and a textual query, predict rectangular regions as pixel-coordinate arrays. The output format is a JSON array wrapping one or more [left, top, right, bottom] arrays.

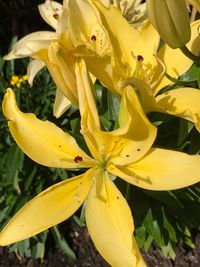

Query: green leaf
[[162, 208, 177, 242], [5, 144, 24, 192], [107, 91, 120, 121], [51, 226, 76, 260]]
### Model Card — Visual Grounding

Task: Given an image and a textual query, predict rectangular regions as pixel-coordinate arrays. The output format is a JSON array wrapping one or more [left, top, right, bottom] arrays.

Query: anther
[[137, 55, 144, 62], [91, 35, 97, 41], [74, 156, 83, 163]]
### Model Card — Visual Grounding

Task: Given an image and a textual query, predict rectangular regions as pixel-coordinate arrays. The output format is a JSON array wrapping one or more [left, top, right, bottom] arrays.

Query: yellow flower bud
[[147, 0, 191, 48]]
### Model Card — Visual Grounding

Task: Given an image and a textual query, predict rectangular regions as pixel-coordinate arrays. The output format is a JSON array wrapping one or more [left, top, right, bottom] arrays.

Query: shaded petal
[[86, 172, 146, 267], [4, 31, 57, 60], [76, 60, 157, 164], [83, 55, 117, 95], [108, 148, 200, 190], [155, 20, 200, 95], [154, 88, 200, 132], [75, 59, 102, 160], [34, 44, 78, 106], [53, 88, 72, 118], [2, 88, 94, 168], [27, 59, 45, 86], [0, 171, 94, 246], [38, 0, 63, 30]]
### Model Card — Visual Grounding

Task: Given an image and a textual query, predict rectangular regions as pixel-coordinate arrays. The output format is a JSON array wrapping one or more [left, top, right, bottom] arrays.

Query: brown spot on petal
[[74, 156, 83, 163], [91, 35, 97, 41], [53, 14, 59, 20], [137, 55, 144, 62]]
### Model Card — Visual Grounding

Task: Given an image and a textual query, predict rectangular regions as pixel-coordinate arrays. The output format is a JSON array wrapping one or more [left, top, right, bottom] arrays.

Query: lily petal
[[34, 43, 78, 106], [86, 172, 146, 267], [154, 87, 200, 132], [67, 0, 111, 57], [93, 1, 159, 73], [106, 85, 157, 165], [53, 88, 72, 118], [76, 60, 157, 164], [38, 0, 63, 30], [4, 31, 57, 60], [108, 148, 200, 190], [0, 171, 94, 246], [155, 20, 200, 95], [27, 59, 45, 86], [75, 59, 102, 160], [2, 88, 94, 168]]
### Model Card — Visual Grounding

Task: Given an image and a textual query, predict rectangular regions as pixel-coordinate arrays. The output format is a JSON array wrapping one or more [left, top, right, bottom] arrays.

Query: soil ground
[[0, 223, 200, 267]]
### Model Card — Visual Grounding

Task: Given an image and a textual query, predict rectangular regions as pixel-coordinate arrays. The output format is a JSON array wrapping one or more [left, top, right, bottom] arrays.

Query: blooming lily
[[3, 0, 72, 117], [89, 1, 200, 132], [4, 0, 113, 117], [2, 59, 200, 266]]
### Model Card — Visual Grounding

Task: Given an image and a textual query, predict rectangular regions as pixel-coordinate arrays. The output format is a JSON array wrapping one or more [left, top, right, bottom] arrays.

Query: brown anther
[[91, 35, 97, 41], [74, 156, 83, 163], [137, 55, 144, 62], [53, 14, 59, 20]]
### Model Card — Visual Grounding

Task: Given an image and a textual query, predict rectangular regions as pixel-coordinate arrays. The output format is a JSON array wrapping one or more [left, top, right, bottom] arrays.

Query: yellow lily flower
[[4, 0, 112, 117], [90, 1, 200, 132], [3, 0, 71, 116], [2, 59, 200, 266]]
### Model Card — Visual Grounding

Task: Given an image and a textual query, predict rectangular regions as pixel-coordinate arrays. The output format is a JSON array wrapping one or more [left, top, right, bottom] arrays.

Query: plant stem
[[180, 45, 200, 64]]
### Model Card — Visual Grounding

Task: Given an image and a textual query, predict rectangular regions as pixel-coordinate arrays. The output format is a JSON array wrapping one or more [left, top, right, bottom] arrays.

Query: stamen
[[150, 55, 166, 91]]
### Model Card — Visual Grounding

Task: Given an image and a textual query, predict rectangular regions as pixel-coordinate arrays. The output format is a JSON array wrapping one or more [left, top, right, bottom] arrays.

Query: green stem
[[180, 45, 200, 64]]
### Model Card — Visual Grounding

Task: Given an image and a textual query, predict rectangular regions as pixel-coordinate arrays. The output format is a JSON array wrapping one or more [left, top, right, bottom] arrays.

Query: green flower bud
[[147, 0, 191, 48], [187, 0, 200, 12]]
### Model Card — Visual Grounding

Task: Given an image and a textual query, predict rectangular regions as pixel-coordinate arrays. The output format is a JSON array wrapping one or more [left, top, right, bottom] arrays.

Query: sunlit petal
[[93, 1, 159, 73], [154, 87, 200, 132], [34, 43, 78, 106], [108, 148, 200, 190], [38, 0, 63, 30], [86, 172, 146, 267], [53, 88, 72, 118], [76, 60, 157, 164], [2, 88, 94, 168], [75, 59, 102, 160], [0, 171, 94, 246], [104, 85, 157, 165], [4, 32, 57, 60]]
